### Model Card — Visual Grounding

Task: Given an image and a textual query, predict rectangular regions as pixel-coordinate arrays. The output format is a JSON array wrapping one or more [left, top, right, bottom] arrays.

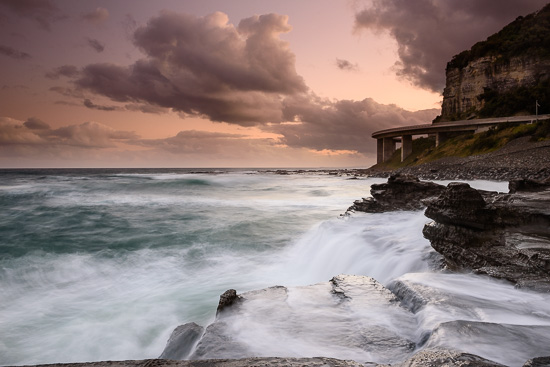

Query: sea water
[[0, 169, 548, 366]]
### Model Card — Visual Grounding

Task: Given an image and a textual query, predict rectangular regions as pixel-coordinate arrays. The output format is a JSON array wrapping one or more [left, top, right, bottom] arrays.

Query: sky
[[0, 0, 547, 168]]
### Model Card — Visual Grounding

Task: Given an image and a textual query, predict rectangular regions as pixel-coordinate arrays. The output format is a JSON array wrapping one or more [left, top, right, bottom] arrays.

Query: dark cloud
[[336, 58, 359, 71], [76, 11, 307, 126], [86, 38, 105, 53], [54, 100, 80, 107], [121, 13, 138, 39], [355, 0, 548, 92], [23, 117, 50, 130], [0, 44, 30, 59], [45, 65, 79, 79], [49, 86, 85, 98], [0, 0, 63, 30], [83, 99, 119, 111], [124, 103, 168, 114], [81, 7, 109, 24], [269, 94, 438, 155]]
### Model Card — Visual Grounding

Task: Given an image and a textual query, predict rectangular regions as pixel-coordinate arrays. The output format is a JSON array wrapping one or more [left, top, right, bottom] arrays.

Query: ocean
[[1, 169, 549, 366]]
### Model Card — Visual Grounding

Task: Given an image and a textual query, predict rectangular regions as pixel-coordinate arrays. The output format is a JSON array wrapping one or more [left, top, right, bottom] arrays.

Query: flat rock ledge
[[3, 350, 514, 367], [5, 357, 365, 367]]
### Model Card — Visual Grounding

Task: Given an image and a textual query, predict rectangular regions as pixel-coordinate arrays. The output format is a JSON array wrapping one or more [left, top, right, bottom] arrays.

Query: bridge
[[372, 114, 550, 163]]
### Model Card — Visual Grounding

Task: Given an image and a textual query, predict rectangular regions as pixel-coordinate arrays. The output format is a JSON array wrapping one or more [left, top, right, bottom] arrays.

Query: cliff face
[[440, 55, 550, 120], [437, 3, 550, 122]]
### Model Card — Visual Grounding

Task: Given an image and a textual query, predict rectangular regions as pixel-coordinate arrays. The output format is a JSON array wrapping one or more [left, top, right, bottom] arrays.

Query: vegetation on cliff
[[448, 3, 550, 70], [478, 79, 550, 118]]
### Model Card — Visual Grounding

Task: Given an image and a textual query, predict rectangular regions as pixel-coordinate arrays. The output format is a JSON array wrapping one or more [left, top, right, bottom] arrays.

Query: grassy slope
[[374, 119, 550, 170]]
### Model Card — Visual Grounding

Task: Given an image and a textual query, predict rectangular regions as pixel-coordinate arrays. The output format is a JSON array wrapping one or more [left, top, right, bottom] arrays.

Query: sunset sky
[[0, 0, 546, 168]]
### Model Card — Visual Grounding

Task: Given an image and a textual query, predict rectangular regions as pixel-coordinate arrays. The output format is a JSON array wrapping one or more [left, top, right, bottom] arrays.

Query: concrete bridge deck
[[372, 114, 550, 163]]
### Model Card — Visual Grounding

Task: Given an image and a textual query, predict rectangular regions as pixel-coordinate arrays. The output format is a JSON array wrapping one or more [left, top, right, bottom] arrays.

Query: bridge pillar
[[377, 139, 384, 164], [383, 137, 396, 162], [401, 135, 412, 162]]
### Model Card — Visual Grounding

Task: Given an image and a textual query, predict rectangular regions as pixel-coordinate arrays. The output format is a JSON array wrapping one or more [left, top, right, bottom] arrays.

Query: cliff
[[438, 3, 550, 121]]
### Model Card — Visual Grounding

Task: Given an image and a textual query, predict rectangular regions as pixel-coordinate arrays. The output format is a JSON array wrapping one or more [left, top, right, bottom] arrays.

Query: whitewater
[[1, 169, 549, 366]]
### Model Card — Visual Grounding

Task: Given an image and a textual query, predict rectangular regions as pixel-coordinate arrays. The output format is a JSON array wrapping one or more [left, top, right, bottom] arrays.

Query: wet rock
[[6, 357, 369, 367], [188, 276, 415, 364], [509, 178, 550, 194], [425, 321, 550, 367], [422, 182, 550, 289], [523, 356, 550, 367], [189, 322, 251, 360], [159, 323, 204, 360], [347, 173, 446, 213], [391, 348, 505, 367], [217, 289, 240, 315]]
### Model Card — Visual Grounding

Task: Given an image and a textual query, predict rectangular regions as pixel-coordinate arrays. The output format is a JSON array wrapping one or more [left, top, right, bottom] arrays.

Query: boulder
[[422, 181, 550, 289]]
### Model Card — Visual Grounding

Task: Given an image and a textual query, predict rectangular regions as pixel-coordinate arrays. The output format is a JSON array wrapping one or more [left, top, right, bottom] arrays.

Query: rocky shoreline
[[14, 351, 550, 367], [348, 173, 550, 291], [7, 172, 550, 367], [363, 137, 550, 182]]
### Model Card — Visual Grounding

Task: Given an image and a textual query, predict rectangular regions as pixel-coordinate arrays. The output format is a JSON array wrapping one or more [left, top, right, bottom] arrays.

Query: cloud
[[23, 117, 50, 130], [270, 94, 438, 155], [83, 99, 119, 111], [48, 121, 138, 147], [49, 86, 85, 98], [354, 0, 548, 92], [124, 103, 168, 114], [76, 11, 307, 126], [81, 7, 109, 24], [86, 38, 105, 53], [0, 0, 63, 30], [45, 65, 79, 79], [0, 117, 138, 150], [0, 116, 44, 145], [0, 44, 31, 59], [136, 130, 256, 155], [336, 58, 359, 71]]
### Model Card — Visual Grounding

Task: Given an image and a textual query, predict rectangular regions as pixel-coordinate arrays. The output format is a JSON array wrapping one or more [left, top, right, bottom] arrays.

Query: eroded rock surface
[[347, 173, 446, 213], [422, 180, 550, 290], [164, 275, 416, 364]]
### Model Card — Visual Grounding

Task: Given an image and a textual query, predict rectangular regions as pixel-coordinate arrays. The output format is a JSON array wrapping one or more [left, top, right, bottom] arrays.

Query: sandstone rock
[[440, 55, 550, 121], [348, 173, 446, 213]]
